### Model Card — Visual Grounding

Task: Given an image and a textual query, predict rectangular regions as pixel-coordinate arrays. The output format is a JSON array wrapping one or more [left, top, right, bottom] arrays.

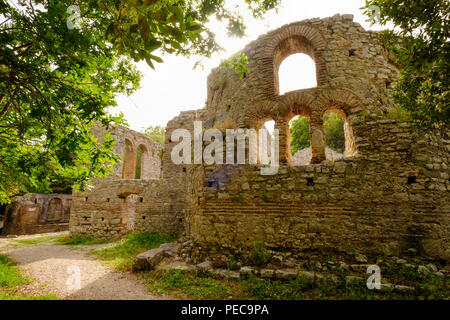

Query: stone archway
[[47, 198, 63, 221]]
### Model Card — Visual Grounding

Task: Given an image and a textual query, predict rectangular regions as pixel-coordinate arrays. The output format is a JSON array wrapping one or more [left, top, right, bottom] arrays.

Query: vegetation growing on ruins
[[364, 0, 449, 127], [141, 260, 449, 300], [251, 242, 272, 267]]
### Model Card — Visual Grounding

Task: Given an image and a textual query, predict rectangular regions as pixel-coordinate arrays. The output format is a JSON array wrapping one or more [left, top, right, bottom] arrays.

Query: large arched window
[[278, 53, 317, 94], [135, 145, 148, 179], [122, 139, 136, 179], [273, 35, 318, 96]]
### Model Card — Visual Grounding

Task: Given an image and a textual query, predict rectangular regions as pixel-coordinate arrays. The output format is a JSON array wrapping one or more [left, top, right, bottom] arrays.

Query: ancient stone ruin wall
[[2, 194, 71, 235], [177, 15, 449, 264], [69, 125, 186, 238]]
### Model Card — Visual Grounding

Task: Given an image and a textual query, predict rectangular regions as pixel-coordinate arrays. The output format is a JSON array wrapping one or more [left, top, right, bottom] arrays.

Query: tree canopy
[[142, 125, 165, 146], [364, 0, 449, 127], [0, 0, 280, 203]]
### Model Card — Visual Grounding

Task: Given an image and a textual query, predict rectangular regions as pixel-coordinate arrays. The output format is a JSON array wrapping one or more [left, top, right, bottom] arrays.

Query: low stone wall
[[70, 179, 184, 238], [2, 194, 71, 236]]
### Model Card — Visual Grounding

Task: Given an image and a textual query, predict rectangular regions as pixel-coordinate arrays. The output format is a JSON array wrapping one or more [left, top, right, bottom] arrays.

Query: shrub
[[251, 242, 271, 267]]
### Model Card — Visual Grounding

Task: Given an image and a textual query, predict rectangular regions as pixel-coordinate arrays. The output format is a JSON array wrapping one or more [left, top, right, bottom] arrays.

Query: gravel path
[[0, 232, 168, 300]]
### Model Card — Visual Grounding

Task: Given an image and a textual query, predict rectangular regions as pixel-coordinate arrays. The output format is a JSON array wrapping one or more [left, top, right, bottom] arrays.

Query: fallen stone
[[196, 261, 213, 273], [132, 247, 166, 272], [132, 242, 180, 272], [260, 269, 275, 279], [239, 266, 255, 278], [213, 269, 240, 280], [159, 243, 180, 256], [298, 271, 318, 281], [274, 269, 297, 281], [393, 285, 415, 292]]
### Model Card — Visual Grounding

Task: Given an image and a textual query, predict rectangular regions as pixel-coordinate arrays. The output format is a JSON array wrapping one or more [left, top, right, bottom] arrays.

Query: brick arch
[[278, 89, 315, 120], [258, 23, 326, 98], [312, 89, 364, 116]]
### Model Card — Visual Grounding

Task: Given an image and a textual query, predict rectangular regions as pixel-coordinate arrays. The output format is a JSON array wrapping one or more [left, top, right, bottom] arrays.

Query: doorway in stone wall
[[47, 198, 63, 222], [123, 194, 139, 231]]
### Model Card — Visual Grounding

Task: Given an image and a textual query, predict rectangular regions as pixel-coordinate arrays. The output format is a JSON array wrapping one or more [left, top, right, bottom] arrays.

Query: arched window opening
[[122, 139, 136, 179], [289, 115, 312, 166], [278, 53, 317, 95], [47, 198, 63, 221], [135, 145, 148, 179], [322, 109, 356, 160]]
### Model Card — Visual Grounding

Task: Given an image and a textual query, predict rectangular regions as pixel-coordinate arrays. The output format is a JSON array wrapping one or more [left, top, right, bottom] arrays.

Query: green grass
[[12, 235, 66, 245], [141, 266, 449, 300], [57, 235, 113, 246], [92, 232, 176, 271], [0, 254, 58, 300], [143, 269, 235, 299], [0, 254, 30, 287], [0, 292, 59, 300], [384, 106, 411, 121]]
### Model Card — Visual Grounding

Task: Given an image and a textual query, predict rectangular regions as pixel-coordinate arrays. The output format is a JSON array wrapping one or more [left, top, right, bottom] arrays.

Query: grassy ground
[[0, 254, 58, 300], [84, 232, 449, 300], [91, 232, 176, 271], [12, 235, 66, 245], [57, 235, 113, 246], [141, 267, 449, 300]]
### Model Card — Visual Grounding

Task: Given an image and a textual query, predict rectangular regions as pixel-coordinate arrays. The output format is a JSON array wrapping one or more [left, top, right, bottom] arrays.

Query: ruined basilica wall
[[178, 15, 449, 264], [70, 124, 184, 238], [183, 121, 450, 264]]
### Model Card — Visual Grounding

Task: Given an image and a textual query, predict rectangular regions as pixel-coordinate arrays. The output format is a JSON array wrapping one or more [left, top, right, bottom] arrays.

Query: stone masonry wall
[[178, 15, 449, 264], [183, 121, 449, 264], [69, 124, 186, 238], [2, 194, 71, 236]]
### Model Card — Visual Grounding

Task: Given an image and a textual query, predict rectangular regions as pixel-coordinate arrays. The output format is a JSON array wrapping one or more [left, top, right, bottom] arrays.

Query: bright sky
[[113, 0, 387, 131]]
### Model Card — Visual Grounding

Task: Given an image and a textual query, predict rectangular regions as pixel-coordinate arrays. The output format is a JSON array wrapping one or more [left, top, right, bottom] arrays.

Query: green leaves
[[364, 0, 450, 127], [138, 15, 150, 40], [0, 0, 140, 203], [220, 52, 250, 79], [97, 0, 279, 69]]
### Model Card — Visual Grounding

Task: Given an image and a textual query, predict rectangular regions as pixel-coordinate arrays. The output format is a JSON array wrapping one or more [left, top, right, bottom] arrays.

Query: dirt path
[[0, 232, 169, 300]]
